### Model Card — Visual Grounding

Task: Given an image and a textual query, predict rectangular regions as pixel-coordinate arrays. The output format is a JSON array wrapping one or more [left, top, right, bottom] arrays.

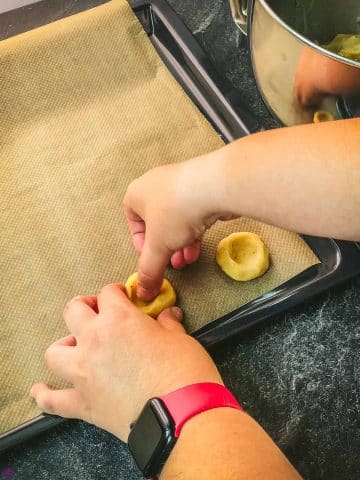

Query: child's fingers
[[171, 241, 201, 269], [183, 240, 201, 264], [133, 231, 145, 253], [171, 249, 186, 269], [137, 237, 171, 302], [124, 206, 146, 253]]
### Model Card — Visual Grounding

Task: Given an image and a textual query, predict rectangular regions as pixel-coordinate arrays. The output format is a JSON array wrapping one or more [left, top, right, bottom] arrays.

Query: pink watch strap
[[160, 382, 243, 438]]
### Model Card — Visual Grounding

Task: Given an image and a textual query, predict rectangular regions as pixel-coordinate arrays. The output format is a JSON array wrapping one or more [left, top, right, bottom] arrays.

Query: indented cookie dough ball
[[125, 272, 176, 317], [216, 232, 270, 281]]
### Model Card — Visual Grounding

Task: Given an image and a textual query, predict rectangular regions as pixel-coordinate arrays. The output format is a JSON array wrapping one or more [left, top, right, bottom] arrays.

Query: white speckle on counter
[[193, 3, 221, 35]]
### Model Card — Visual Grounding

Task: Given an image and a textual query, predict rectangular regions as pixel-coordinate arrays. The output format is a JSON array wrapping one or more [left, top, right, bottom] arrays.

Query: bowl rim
[[257, 0, 360, 68]]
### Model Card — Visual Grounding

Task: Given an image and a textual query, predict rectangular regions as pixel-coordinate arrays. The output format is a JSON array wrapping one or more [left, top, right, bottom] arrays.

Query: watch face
[[128, 399, 176, 477]]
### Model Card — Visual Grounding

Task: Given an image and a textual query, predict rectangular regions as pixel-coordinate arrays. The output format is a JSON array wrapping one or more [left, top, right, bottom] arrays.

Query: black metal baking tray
[[1, 0, 360, 453]]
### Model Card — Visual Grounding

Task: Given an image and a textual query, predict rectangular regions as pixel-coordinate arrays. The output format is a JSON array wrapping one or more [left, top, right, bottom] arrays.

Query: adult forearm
[[217, 119, 360, 241], [161, 408, 302, 480]]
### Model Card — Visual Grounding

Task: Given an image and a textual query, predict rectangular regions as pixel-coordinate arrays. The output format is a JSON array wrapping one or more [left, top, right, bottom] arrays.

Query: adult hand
[[124, 154, 234, 301], [30, 284, 222, 441]]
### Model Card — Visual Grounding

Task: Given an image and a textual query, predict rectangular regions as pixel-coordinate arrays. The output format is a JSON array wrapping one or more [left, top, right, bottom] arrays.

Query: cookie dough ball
[[313, 110, 334, 123], [125, 272, 176, 317], [216, 232, 270, 281]]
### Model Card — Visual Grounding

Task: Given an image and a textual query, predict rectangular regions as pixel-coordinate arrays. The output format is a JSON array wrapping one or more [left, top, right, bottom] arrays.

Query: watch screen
[[128, 401, 165, 472]]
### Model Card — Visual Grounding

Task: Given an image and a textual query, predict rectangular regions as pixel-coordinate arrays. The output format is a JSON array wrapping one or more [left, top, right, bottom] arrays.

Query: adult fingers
[[157, 307, 185, 333], [30, 384, 84, 419], [136, 236, 171, 302], [97, 283, 133, 313], [63, 295, 97, 335], [44, 340, 78, 382]]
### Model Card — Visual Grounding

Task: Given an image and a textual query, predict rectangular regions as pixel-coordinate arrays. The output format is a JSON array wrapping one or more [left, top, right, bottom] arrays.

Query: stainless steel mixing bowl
[[230, 0, 360, 125]]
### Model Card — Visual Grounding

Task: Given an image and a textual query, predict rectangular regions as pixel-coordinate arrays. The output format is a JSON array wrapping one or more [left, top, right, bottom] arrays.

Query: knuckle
[[101, 317, 120, 337], [43, 347, 53, 366], [72, 358, 87, 381], [103, 283, 124, 291], [64, 295, 82, 312], [101, 313, 133, 338], [70, 295, 83, 303], [138, 269, 155, 287], [124, 181, 137, 201], [123, 190, 131, 207], [99, 284, 109, 294], [80, 398, 93, 423], [99, 283, 115, 295], [72, 295, 84, 302], [104, 304, 120, 316], [86, 329, 102, 350], [116, 309, 135, 326], [38, 393, 55, 414]]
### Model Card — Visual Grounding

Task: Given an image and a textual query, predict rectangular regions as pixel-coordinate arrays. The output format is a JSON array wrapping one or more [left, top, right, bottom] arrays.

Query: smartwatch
[[127, 382, 242, 479]]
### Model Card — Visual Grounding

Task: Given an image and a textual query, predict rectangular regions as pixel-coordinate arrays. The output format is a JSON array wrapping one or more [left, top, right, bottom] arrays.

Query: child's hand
[[30, 284, 222, 442], [123, 154, 234, 301]]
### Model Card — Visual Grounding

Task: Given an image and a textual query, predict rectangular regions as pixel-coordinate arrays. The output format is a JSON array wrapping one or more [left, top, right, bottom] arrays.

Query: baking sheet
[[0, 0, 318, 435]]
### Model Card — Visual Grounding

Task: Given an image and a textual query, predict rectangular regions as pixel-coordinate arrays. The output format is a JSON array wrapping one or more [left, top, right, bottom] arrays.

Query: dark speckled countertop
[[0, 1, 359, 479]]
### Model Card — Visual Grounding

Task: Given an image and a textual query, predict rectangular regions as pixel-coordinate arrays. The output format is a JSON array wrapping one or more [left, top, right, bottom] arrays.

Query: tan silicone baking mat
[[0, 0, 319, 434]]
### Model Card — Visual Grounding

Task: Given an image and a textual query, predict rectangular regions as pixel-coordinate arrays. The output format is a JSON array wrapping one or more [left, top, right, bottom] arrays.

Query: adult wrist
[[128, 383, 242, 479], [161, 407, 246, 479]]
